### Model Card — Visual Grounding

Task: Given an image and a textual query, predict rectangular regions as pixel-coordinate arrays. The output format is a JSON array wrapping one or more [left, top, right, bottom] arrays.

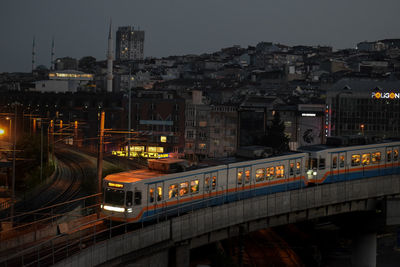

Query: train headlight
[[126, 208, 133, 213], [101, 204, 103, 209], [313, 171, 317, 176]]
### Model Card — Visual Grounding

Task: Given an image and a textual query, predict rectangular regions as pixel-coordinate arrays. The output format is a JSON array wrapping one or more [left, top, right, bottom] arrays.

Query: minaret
[[32, 36, 36, 72], [106, 20, 113, 93], [50, 37, 55, 71]]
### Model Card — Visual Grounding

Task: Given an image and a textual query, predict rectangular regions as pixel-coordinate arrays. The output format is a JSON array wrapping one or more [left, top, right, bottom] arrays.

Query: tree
[[78, 56, 97, 73], [262, 112, 289, 154]]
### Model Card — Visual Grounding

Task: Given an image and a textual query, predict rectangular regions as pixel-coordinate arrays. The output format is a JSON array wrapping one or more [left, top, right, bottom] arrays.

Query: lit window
[[157, 186, 162, 201], [149, 188, 154, 203], [256, 168, 265, 182], [372, 152, 381, 164], [205, 177, 210, 190], [332, 156, 337, 169], [190, 180, 199, 194], [237, 171, 243, 185], [340, 155, 345, 168], [266, 167, 274, 180], [160, 136, 167, 143], [394, 149, 399, 161], [387, 150, 392, 162], [296, 162, 301, 174], [276, 165, 284, 178], [351, 155, 360, 166], [245, 170, 250, 184], [212, 176, 217, 189], [179, 182, 189, 196], [362, 153, 370, 165], [168, 184, 178, 199]]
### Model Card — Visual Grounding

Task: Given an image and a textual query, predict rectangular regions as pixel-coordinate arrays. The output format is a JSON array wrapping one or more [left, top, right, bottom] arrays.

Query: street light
[[0, 128, 4, 135]]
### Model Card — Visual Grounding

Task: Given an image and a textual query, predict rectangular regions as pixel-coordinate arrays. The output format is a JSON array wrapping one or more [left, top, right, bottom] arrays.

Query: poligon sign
[[371, 92, 400, 99]]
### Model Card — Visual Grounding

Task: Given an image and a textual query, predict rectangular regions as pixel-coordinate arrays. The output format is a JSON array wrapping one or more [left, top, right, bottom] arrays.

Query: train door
[[155, 182, 164, 219], [289, 159, 295, 190], [236, 167, 244, 201], [295, 158, 301, 189], [331, 153, 339, 182], [244, 166, 252, 197], [204, 172, 213, 200], [147, 184, 156, 219], [339, 152, 346, 181], [386, 147, 393, 175], [394, 147, 399, 174]]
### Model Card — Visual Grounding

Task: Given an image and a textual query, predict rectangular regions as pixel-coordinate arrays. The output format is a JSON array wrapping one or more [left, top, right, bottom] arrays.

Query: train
[[101, 140, 400, 223]]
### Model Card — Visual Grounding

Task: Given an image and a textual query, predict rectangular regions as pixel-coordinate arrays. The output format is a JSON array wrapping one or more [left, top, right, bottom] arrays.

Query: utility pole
[[10, 105, 17, 225], [97, 111, 105, 216], [40, 121, 43, 182], [128, 68, 132, 158]]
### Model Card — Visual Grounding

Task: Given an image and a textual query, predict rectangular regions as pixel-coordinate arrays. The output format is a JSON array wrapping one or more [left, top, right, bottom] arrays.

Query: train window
[[180, 182, 189, 196], [372, 152, 381, 164], [340, 155, 345, 168], [157, 186, 162, 201], [266, 167, 274, 180], [134, 191, 142, 205], [296, 162, 301, 174], [362, 154, 370, 165], [205, 177, 211, 190], [394, 149, 399, 161], [168, 184, 178, 199], [332, 156, 337, 169], [149, 188, 155, 203], [351, 155, 360, 166], [289, 163, 294, 176], [104, 188, 125, 206], [126, 191, 133, 206], [310, 158, 318, 169], [212, 176, 217, 189], [256, 168, 265, 182], [276, 165, 284, 178], [387, 150, 392, 162], [237, 171, 243, 185], [190, 180, 199, 194], [318, 158, 325, 170], [245, 171, 250, 184]]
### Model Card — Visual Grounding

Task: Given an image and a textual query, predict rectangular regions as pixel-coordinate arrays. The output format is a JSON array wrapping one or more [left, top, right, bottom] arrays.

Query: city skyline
[[1, 0, 400, 72]]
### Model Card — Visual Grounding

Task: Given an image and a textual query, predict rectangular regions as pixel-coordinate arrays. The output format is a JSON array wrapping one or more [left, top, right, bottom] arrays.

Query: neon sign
[[371, 92, 400, 99]]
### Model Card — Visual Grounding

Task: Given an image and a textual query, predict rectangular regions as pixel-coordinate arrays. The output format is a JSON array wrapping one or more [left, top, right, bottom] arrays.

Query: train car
[[298, 140, 400, 185], [101, 153, 309, 223]]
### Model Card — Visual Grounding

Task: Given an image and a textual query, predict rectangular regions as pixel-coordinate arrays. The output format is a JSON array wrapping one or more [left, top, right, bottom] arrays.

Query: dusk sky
[[1, 0, 400, 72]]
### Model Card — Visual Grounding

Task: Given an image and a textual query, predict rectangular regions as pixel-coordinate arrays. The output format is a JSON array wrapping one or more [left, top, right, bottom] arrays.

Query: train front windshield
[[104, 188, 125, 206]]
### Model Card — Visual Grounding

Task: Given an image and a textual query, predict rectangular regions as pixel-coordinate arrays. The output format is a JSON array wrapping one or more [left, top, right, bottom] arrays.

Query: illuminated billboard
[[371, 92, 400, 99]]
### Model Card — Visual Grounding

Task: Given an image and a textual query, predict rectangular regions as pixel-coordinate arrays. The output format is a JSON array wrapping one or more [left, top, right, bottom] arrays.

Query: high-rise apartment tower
[[115, 26, 144, 61]]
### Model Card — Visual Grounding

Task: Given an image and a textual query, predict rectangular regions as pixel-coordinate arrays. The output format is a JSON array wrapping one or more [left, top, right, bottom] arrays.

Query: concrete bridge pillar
[[351, 232, 376, 267], [175, 243, 190, 267]]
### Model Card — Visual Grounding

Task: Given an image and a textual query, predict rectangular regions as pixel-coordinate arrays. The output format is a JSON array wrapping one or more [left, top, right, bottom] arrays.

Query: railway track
[[0, 147, 97, 225]]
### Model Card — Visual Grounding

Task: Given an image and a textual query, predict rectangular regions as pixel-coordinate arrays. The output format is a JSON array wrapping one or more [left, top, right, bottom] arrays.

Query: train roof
[[298, 139, 400, 153], [104, 169, 168, 183]]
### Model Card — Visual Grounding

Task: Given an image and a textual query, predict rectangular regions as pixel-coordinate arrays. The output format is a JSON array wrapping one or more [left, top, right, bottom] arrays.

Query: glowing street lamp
[[0, 128, 4, 135]]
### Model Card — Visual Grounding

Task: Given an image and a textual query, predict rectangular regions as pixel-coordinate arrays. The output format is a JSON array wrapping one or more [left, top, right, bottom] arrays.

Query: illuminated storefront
[[112, 145, 169, 159]]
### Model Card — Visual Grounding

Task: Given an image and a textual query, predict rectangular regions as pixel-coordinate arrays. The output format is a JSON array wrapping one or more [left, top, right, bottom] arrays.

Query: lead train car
[[101, 153, 308, 223]]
